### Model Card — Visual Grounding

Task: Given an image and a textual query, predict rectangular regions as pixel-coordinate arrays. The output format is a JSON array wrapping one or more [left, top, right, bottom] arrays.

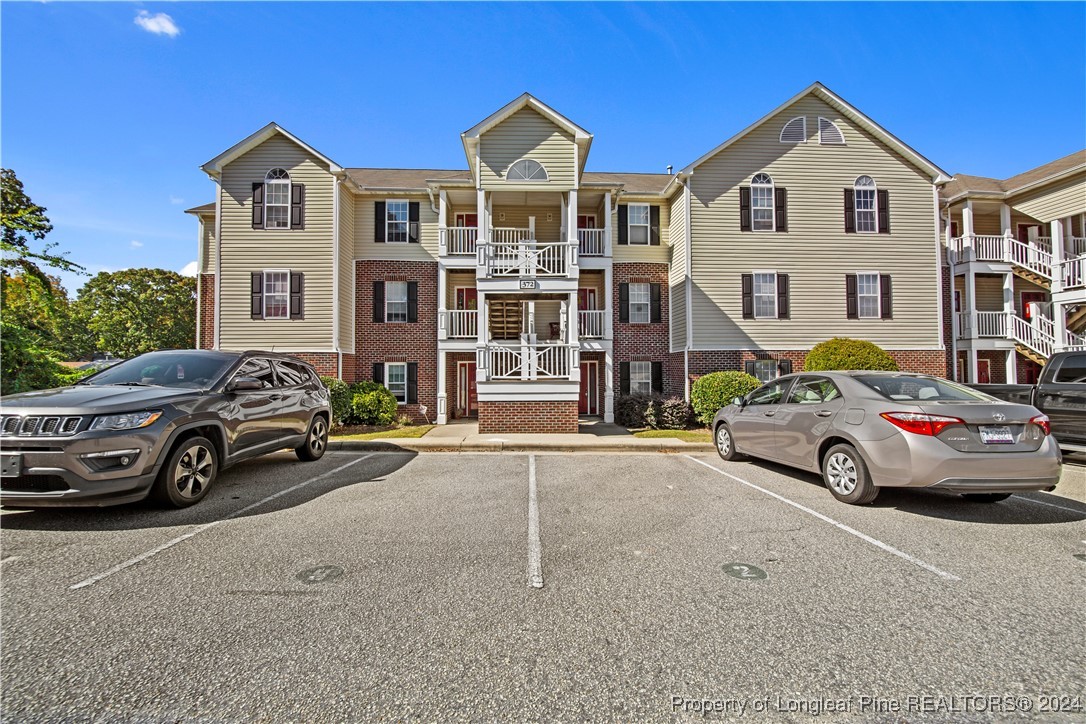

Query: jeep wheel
[[153, 436, 218, 508], [296, 416, 328, 462]]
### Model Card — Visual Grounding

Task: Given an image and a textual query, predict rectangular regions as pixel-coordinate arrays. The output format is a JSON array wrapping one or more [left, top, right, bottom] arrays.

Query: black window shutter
[[778, 359, 793, 375], [619, 283, 630, 323], [373, 281, 385, 323], [651, 362, 663, 394], [774, 188, 788, 232], [877, 190, 890, 234], [880, 275, 893, 319], [250, 272, 263, 319], [252, 183, 264, 229], [290, 184, 305, 229], [845, 274, 858, 319], [619, 362, 630, 395], [741, 274, 754, 319], [739, 187, 751, 232], [617, 205, 628, 245], [375, 201, 386, 243], [408, 201, 420, 243], [407, 362, 418, 404], [289, 272, 304, 320], [650, 284, 661, 323], [407, 281, 418, 322], [372, 363, 384, 384], [777, 274, 789, 319], [744, 360, 756, 376], [649, 206, 660, 246], [844, 189, 855, 233]]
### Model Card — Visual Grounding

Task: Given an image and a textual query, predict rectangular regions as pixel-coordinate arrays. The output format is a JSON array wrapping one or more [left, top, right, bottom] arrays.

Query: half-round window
[[264, 168, 291, 229], [751, 173, 775, 231], [818, 117, 846, 145], [507, 159, 548, 182], [779, 116, 807, 144]]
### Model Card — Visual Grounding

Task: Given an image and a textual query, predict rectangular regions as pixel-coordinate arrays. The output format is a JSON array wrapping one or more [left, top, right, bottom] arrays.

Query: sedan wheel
[[152, 435, 218, 508], [715, 423, 745, 462], [825, 452, 857, 495], [296, 416, 329, 461], [822, 443, 878, 505]]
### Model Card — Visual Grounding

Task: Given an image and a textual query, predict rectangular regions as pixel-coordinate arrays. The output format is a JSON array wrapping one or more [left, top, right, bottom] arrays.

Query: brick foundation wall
[[198, 274, 215, 350], [355, 260, 438, 424], [613, 262, 682, 397], [478, 400, 579, 434]]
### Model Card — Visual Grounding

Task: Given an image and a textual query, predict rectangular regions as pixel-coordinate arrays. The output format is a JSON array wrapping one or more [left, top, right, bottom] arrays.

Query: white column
[[968, 348, 979, 384], [1003, 271, 1015, 318], [568, 189, 578, 243], [439, 189, 448, 256], [476, 188, 487, 278], [965, 265, 978, 341], [436, 349, 448, 424], [560, 195, 567, 243], [1052, 219, 1066, 294], [528, 301, 537, 343], [962, 203, 975, 262], [1000, 203, 1012, 236], [604, 191, 613, 257], [567, 292, 579, 346], [1064, 216, 1074, 252], [603, 264, 614, 340], [476, 189, 486, 239], [437, 262, 448, 341], [1054, 300, 1067, 353], [476, 291, 488, 382], [1006, 348, 1018, 385], [604, 349, 615, 423]]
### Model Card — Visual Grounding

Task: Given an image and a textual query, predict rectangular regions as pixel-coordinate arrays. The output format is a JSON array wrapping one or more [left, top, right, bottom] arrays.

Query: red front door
[[456, 287, 478, 310], [577, 214, 596, 229], [459, 362, 477, 417], [977, 359, 991, 384], [457, 213, 478, 228], [1021, 292, 1046, 319], [579, 361, 597, 415]]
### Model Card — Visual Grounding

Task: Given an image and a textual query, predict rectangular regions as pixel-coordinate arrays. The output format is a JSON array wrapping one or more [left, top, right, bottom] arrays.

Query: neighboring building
[[187, 82, 957, 432], [942, 151, 1086, 384]]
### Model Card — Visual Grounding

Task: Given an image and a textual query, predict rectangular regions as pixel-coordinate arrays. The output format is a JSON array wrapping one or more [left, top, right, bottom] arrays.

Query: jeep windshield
[[79, 351, 237, 389]]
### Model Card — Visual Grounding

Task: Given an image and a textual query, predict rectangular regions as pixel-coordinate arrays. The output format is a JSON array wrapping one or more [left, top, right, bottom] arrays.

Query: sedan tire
[[715, 423, 745, 462], [295, 415, 329, 462], [152, 436, 219, 508], [822, 443, 878, 505]]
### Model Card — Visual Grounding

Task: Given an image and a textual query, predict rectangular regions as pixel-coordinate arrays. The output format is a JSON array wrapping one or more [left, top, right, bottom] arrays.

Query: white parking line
[[526, 454, 543, 589], [684, 455, 961, 582], [1010, 496, 1085, 514], [70, 454, 375, 591]]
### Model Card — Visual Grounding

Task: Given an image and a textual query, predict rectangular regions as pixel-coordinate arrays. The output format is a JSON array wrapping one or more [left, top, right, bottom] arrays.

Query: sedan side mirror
[[733, 396, 746, 408], [227, 376, 263, 392]]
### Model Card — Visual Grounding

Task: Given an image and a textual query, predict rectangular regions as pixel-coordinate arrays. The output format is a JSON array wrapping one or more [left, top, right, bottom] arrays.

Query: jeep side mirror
[[227, 376, 263, 392]]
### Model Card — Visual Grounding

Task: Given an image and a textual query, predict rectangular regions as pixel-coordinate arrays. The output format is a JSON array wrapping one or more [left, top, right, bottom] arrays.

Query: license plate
[[0, 453, 21, 478], [979, 425, 1014, 444]]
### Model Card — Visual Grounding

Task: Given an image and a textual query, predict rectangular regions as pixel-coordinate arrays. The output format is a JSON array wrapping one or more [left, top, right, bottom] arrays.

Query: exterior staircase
[[1067, 304, 1086, 336]]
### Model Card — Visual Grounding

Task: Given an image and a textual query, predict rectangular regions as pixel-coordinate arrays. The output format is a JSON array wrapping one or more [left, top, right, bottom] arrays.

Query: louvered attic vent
[[779, 116, 806, 144], [818, 117, 845, 145]]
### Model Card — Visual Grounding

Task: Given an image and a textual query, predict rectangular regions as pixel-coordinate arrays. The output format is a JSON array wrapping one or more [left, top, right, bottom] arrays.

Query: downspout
[[332, 174, 342, 378], [938, 189, 955, 380], [195, 216, 204, 349], [213, 177, 223, 350], [682, 174, 693, 401], [426, 186, 439, 215]]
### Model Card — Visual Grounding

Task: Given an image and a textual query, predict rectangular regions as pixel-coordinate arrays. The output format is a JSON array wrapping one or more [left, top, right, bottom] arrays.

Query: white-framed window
[[385, 363, 407, 404], [385, 281, 408, 322], [264, 168, 291, 229], [630, 361, 652, 396], [753, 272, 777, 319], [779, 116, 807, 144], [857, 272, 881, 318], [628, 204, 650, 245], [508, 159, 548, 182], [386, 200, 409, 243], [263, 270, 289, 319], [854, 176, 877, 233], [752, 359, 778, 383], [629, 283, 651, 323], [751, 173, 775, 232], [818, 117, 846, 145]]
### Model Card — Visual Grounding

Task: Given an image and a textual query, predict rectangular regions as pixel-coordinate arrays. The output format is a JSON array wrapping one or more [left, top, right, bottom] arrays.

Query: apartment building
[[942, 151, 1086, 384], [187, 83, 956, 433]]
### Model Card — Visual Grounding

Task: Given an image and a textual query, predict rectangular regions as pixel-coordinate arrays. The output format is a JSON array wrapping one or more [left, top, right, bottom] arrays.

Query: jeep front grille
[[0, 415, 83, 437]]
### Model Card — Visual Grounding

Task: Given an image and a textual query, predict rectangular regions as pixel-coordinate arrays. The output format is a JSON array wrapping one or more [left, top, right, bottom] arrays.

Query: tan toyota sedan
[[712, 371, 1062, 505]]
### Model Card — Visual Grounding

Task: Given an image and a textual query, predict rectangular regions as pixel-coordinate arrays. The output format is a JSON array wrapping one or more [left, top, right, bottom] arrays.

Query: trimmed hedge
[[320, 377, 399, 426], [616, 394, 693, 430], [804, 337, 898, 372], [320, 376, 352, 426], [691, 371, 761, 425]]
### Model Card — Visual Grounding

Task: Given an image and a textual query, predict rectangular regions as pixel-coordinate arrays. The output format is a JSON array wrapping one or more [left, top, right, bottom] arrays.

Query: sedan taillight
[[1030, 415, 1051, 436], [880, 412, 965, 436]]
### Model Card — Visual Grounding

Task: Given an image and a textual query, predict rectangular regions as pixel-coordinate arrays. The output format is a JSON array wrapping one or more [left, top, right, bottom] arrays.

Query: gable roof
[[942, 149, 1086, 203], [346, 168, 472, 191], [184, 202, 216, 215], [581, 172, 675, 195], [200, 122, 343, 178], [678, 82, 949, 183]]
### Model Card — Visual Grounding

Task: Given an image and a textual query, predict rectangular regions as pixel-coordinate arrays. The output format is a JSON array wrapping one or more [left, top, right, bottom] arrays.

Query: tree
[[73, 268, 196, 357], [1, 168, 83, 282]]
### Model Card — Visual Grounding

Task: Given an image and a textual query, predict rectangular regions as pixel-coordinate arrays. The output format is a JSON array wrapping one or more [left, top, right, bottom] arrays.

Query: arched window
[[818, 117, 845, 145], [751, 173, 775, 231], [264, 168, 291, 229], [507, 159, 548, 182], [779, 116, 807, 144], [854, 175, 877, 233]]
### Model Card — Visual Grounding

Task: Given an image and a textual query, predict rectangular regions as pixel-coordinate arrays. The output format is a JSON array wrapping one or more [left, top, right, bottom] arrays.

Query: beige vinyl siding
[[1010, 174, 1086, 223], [219, 135, 335, 351], [668, 189, 688, 352], [479, 108, 577, 190], [338, 183, 356, 352], [688, 95, 940, 350], [973, 275, 1007, 311], [491, 205, 564, 243], [198, 214, 217, 274], [612, 197, 671, 263], [354, 194, 439, 260], [447, 271, 476, 308]]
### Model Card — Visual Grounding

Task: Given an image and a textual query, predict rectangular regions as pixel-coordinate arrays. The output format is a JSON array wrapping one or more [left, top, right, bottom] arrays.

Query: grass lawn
[[631, 428, 712, 443], [332, 425, 435, 440]]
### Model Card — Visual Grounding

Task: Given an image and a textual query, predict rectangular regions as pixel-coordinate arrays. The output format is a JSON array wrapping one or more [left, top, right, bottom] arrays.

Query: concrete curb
[[329, 439, 716, 454]]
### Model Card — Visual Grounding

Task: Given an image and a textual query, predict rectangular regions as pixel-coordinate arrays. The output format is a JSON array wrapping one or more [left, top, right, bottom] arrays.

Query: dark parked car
[[0, 350, 331, 508], [713, 371, 1061, 505], [967, 350, 1086, 454]]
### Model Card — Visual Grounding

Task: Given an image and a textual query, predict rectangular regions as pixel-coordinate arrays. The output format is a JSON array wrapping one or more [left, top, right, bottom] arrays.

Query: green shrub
[[320, 376, 352, 426], [346, 382, 398, 426], [691, 371, 761, 425], [804, 337, 899, 372]]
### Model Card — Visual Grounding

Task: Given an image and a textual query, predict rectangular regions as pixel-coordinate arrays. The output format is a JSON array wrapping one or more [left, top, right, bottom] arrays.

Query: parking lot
[[2, 451, 1085, 721]]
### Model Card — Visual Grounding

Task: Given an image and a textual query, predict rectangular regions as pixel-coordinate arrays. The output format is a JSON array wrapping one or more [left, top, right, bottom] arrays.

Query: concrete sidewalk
[[329, 420, 716, 453]]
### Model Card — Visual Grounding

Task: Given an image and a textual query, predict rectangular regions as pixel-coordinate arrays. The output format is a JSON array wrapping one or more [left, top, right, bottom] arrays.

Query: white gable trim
[[461, 93, 591, 141], [201, 122, 343, 178]]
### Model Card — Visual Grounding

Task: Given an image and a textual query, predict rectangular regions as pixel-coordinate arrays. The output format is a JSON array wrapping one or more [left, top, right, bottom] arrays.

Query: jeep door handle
[[814, 410, 833, 418]]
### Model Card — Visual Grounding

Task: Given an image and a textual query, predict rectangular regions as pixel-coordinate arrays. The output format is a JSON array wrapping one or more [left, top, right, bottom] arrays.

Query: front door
[[977, 359, 991, 384], [579, 361, 598, 415], [577, 214, 596, 229], [458, 362, 477, 417], [1021, 291, 1046, 320], [456, 287, 478, 310], [456, 213, 478, 228]]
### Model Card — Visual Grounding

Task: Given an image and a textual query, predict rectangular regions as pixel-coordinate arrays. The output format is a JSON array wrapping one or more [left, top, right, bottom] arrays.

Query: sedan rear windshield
[[80, 353, 236, 389], [854, 375, 994, 402]]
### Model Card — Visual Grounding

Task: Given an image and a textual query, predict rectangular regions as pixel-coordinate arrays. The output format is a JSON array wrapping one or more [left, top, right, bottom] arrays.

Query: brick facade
[[198, 274, 215, 350], [355, 260, 438, 424], [478, 400, 579, 434], [940, 263, 954, 381], [445, 351, 476, 419], [612, 262, 682, 397]]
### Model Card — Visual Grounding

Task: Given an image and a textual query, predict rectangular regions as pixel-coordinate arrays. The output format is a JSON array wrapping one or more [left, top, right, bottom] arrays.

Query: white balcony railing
[[445, 309, 477, 339], [578, 310, 606, 338], [479, 240, 574, 277], [578, 229, 606, 256], [1071, 237, 1086, 256], [1011, 315, 1054, 358], [948, 234, 1053, 280], [480, 343, 578, 381], [491, 226, 532, 245], [440, 227, 478, 256], [957, 311, 1009, 339], [1060, 255, 1086, 290], [972, 235, 1007, 262]]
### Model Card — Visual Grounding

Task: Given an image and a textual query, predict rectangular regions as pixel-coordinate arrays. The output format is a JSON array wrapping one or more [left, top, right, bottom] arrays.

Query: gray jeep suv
[[0, 349, 331, 508]]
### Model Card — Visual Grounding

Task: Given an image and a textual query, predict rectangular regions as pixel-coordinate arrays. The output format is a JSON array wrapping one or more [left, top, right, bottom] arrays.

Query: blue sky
[[3, 2, 1084, 295]]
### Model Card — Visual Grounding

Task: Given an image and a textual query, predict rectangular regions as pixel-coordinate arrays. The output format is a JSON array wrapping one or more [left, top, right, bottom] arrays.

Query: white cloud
[[130, 240, 144, 249], [169, 195, 184, 205], [179, 261, 198, 277], [135, 11, 181, 38]]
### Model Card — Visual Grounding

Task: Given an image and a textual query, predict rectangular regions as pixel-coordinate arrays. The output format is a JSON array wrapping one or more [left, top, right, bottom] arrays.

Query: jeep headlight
[[89, 411, 163, 431]]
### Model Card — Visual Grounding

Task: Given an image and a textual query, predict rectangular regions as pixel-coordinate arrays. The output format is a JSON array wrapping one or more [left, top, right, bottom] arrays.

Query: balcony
[[478, 237, 575, 278], [439, 227, 478, 256], [1060, 256, 1086, 290], [479, 342, 578, 381], [578, 228, 606, 257], [948, 234, 1054, 280], [578, 309, 606, 338], [956, 310, 1008, 339], [439, 309, 478, 339]]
